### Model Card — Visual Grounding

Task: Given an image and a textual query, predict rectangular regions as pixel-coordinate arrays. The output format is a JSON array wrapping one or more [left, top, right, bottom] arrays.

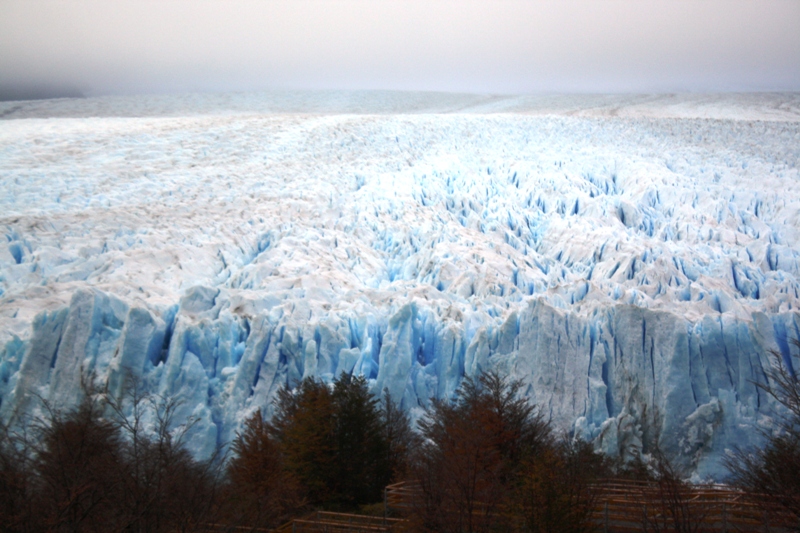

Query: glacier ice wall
[[1, 92, 799, 478]]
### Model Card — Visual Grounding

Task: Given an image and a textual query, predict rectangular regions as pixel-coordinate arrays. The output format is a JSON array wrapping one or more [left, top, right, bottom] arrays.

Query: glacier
[[1, 91, 799, 479]]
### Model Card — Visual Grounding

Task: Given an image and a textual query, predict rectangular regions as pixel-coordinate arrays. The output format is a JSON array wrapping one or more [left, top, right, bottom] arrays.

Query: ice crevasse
[[1, 92, 799, 480]]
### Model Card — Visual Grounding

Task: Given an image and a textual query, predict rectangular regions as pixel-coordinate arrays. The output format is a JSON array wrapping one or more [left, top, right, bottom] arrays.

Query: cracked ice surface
[[1, 92, 799, 478]]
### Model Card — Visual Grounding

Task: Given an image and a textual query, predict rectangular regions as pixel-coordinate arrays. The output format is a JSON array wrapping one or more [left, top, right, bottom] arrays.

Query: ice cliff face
[[1, 92, 799, 478]]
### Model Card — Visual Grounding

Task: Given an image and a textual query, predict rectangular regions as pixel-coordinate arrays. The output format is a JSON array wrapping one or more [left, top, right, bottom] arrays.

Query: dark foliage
[[267, 374, 406, 509], [223, 411, 305, 530], [411, 371, 553, 533], [644, 447, 708, 533], [0, 415, 39, 532], [331, 374, 390, 506], [0, 385, 221, 533], [726, 338, 800, 523], [109, 387, 222, 533], [32, 398, 125, 532], [515, 438, 611, 533], [0, 366, 673, 532], [381, 389, 417, 483], [269, 377, 337, 505]]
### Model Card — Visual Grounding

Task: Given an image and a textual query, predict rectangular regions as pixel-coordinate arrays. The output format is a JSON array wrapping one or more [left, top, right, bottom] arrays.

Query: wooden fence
[[207, 480, 798, 532], [590, 479, 798, 532], [273, 511, 407, 533], [385, 479, 799, 532], [384, 481, 420, 513]]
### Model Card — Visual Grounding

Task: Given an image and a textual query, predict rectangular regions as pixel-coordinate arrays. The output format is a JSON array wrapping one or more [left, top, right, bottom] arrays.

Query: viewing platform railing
[[384, 479, 799, 532]]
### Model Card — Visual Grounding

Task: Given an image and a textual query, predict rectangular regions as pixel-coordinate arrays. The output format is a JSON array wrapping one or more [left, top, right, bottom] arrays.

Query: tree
[[412, 371, 551, 533], [331, 374, 389, 506], [515, 438, 611, 533], [642, 447, 710, 533], [381, 390, 416, 483], [31, 396, 125, 532], [103, 378, 222, 533], [269, 377, 337, 505], [726, 338, 800, 523], [268, 374, 397, 509], [224, 411, 304, 530], [0, 375, 221, 533], [0, 421, 37, 531]]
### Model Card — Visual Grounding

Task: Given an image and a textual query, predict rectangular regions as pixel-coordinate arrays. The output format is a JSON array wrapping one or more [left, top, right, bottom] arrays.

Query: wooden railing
[[206, 480, 798, 532], [385, 479, 800, 532], [274, 511, 407, 533], [384, 481, 420, 512], [590, 479, 798, 532]]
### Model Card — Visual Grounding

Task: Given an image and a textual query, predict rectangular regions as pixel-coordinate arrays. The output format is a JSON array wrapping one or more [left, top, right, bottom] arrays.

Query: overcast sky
[[1, 0, 799, 97]]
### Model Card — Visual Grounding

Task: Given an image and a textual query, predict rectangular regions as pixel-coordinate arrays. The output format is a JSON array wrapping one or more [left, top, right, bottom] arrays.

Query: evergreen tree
[[267, 374, 402, 509], [269, 378, 337, 505], [225, 411, 304, 529], [412, 371, 551, 533], [331, 374, 388, 506]]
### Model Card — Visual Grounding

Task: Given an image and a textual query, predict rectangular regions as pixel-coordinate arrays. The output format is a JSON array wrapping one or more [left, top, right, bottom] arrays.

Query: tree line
[[0, 339, 797, 532]]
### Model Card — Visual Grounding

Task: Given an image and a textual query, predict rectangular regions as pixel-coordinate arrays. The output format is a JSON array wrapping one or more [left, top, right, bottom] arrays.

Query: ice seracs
[[1, 92, 799, 478]]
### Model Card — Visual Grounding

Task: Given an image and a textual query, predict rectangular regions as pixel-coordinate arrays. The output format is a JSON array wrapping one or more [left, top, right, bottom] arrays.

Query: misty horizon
[[1, 0, 799, 101]]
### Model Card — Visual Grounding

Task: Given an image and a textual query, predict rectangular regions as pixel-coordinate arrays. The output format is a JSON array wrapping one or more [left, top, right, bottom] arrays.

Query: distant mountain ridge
[[0, 84, 84, 103], [1, 90, 798, 121]]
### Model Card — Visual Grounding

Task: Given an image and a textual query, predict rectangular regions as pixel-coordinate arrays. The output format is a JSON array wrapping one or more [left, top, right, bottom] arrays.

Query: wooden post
[[722, 502, 727, 533], [604, 501, 609, 533], [643, 503, 648, 533], [384, 486, 388, 526]]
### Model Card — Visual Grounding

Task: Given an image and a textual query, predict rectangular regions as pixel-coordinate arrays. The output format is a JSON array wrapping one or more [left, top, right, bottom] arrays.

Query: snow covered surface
[[1, 91, 799, 479]]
